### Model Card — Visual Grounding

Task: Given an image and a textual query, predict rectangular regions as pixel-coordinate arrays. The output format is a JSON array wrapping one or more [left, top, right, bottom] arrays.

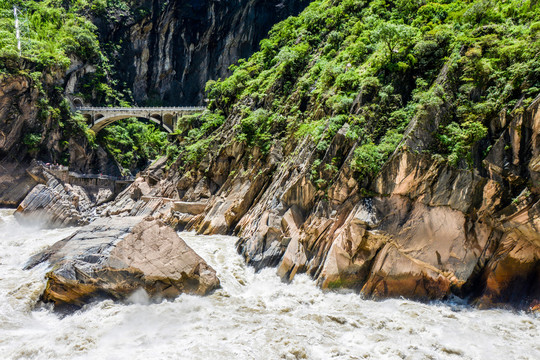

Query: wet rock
[[25, 217, 220, 308], [15, 171, 93, 227], [316, 203, 385, 290], [362, 244, 452, 301]]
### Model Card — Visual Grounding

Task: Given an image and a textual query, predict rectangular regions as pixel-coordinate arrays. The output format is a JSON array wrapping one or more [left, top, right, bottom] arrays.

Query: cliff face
[[0, 60, 120, 206], [0, 0, 308, 203], [97, 0, 308, 105], [103, 91, 540, 310], [4, 0, 539, 311], [0, 66, 43, 206]]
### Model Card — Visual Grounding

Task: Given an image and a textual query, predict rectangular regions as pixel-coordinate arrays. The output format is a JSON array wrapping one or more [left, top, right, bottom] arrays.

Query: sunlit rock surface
[[25, 217, 220, 308], [102, 91, 540, 310]]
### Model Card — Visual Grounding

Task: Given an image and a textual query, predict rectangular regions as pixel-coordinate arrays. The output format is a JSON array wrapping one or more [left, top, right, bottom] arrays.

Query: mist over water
[[0, 209, 539, 359]]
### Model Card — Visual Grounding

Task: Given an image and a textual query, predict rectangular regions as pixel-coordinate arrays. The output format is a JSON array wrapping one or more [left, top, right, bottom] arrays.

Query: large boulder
[[14, 171, 93, 227], [0, 160, 48, 207], [25, 217, 220, 308]]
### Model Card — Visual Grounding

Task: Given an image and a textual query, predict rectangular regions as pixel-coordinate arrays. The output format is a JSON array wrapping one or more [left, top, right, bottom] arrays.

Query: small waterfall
[[13, 6, 21, 56]]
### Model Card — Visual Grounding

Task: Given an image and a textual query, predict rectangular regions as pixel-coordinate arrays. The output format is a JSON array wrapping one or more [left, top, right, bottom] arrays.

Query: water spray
[[14, 6, 21, 56]]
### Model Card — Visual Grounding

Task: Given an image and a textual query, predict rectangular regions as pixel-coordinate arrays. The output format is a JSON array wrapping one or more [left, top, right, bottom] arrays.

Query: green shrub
[[438, 120, 488, 167], [352, 129, 403, 178], [0, 1, 102, 68], [98, 119, 168, 173], [23, 132, 41, 148], [237, 108, 274, 153], [196, 0, 538, 180]]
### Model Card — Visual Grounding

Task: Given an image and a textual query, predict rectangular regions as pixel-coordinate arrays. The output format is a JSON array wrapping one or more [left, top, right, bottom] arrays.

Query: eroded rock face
[[97, 0, 308, 105], [0, 73, 41, 162], [14, 170, 93, 227], [0, 65, 122, 207], [25, 217, 220, 308], [100, 88, 540, 310], [0, 162, 41, 207]]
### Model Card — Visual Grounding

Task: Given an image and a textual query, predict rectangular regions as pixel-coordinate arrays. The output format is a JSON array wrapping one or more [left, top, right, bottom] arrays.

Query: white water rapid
[[0, 209, 539, 359]]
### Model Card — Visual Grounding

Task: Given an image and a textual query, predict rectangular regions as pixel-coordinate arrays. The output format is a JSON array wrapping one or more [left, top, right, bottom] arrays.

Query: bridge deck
[[76, 106, 206, 112], [75, 106, 206, 133]]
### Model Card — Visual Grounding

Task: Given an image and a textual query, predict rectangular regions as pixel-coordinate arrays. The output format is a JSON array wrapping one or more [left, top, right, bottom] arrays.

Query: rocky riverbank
[[6, 88, 538, 312], [87, 95, 539, 311], [1, 0, 539, 312], [25, 216, 220, 308]]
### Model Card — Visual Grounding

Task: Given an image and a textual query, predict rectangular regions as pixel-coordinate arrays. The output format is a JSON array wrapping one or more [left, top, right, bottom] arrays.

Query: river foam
[[0, 209, 538, 359]]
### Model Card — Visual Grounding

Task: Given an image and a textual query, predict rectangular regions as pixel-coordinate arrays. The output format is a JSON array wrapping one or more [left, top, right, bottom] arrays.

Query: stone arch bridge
[[77, 106, 206, 133]]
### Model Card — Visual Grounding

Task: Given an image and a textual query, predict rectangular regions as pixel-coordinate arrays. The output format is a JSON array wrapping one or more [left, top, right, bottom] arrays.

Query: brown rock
[[362, 244, 452, 300], [15, 171, 93, 227], [172, 201, 208, 215], [25, 217, 220, 308]]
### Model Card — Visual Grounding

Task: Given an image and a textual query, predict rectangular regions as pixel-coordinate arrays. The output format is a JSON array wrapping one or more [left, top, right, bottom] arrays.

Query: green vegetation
[[22, 132, 41, 149], [201, 0, 540, 185], [0, 0, 101, 68], [2, 0, 539, 179], [0, 0, 132, 104], [0, 0, 149, 169], [98, 119, 168, 174], [351, 129, 403, 177], [167, 111, 225, 169], [437, 120, 488, 167]]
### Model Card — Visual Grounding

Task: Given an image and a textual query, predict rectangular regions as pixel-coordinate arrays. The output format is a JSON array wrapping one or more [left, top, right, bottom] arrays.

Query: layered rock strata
[[103, 95, 540, 310], [25, 217, 220, 308], [14, 166, 94, 227]]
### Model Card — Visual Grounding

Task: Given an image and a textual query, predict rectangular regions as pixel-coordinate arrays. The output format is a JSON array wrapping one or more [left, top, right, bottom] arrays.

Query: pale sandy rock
[[172, 201, 208, 215], [14, 172, 93, 227], [25, 217, 220, 308]]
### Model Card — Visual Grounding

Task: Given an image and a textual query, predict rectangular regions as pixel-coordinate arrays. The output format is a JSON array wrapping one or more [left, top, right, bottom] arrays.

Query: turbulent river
[[0, 209, 539, 359]]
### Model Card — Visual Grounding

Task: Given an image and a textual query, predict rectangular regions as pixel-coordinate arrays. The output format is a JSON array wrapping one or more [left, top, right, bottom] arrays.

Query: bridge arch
[[86, 114, 174, 133], [77, 107, 206, 134]]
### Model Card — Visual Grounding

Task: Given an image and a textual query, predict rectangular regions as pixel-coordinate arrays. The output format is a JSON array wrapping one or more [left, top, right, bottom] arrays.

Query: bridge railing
[[76, 107, 206, 112]]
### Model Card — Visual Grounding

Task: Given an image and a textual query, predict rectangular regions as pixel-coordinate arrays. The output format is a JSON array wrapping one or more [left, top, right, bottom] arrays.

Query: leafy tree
[[372, 22, 417, 63]]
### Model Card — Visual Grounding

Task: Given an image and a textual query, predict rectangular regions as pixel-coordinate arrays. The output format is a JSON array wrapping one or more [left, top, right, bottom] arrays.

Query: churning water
[[0, 209, 539, 360]]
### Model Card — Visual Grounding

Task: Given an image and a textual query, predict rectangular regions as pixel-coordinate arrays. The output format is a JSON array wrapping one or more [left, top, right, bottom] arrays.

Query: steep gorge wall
[[1, 0, 306, 203], [96, 0, 308, 105], [0, 60, 120, 206], [4, 0, 538, 310], [104, 93, 540, 310]]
